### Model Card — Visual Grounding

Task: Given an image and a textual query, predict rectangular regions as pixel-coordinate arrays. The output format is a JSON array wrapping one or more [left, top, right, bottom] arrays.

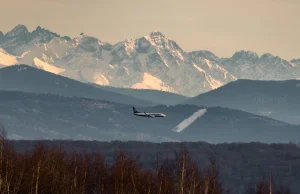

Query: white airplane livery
[[133, 107, 166, 118]]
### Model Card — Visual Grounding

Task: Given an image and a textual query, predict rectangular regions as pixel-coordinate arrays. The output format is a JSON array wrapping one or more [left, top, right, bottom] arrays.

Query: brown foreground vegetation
[[0, 132, 293, 194]]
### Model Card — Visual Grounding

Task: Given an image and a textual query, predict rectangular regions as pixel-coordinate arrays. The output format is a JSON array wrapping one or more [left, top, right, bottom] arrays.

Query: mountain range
[[0, 64, 189, 105], [0, 64, 299, 142], [185, 79, 300, 124], [1, 24, 300, 97], [89, 83, 189, 105], [1, 24, 300, 194], [0, 64, 155, 106], [1, 24, 300, 143], [1, 90, 299, 143]]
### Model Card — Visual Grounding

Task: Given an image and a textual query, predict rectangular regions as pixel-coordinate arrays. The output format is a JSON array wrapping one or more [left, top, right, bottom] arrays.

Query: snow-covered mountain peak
[[149, 30, 166, 38], [72, 35, 104, 52], [6, 24, 29, 37], [145, 30, 169, 46], [260, 53, 279, 60], [108, 38, 137, 58], [32, 26, 71, 43], [35, 26, 43, 33], [0, 24, 72, 56], [144, 30, 185, 64], [79, 35, 101, 45], [1, 24, 300, 97], [32, 26, 54, 36], [232, 50, 259, 61], [259, 53, 287, 65]]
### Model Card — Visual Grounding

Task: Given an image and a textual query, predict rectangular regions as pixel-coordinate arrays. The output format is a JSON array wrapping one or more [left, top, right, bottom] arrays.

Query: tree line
[[0, 130, 293, 194]]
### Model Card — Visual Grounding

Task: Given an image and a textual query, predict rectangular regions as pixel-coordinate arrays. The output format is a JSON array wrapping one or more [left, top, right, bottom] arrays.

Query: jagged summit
[[4, 24, 69, 40], [260, 53, 279, 60], [6, 24, 29, 37], [0, 24, 71, 55], [11, 24, 28, 32], [35, 26, 43, 31], [231, 50, 259, 61], [145, 30, 169, 45], [77, 35, 102, 44], [1, 24, 300, 96], [149, 30, 166, 38], [260, 53, 273, 58], [74, 33, 108, 47], [6, 24, 46, 34], [291, 58, 300, 64], [33, 26, 51, 35]]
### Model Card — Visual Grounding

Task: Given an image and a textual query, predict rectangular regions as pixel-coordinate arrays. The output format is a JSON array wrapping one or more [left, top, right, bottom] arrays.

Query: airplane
[[132, 107, 166, 118]]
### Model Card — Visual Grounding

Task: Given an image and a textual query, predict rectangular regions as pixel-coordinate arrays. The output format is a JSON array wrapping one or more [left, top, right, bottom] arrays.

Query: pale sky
[[1, 0, 299, 60]]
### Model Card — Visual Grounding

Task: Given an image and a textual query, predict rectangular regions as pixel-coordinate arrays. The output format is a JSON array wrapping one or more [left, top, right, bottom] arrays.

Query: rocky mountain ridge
[[1, 25, 299, 96]]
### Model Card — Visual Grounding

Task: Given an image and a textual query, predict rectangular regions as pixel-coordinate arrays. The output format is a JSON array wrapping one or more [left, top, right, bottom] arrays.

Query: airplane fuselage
[[132, 107, 166, 118], [134, 112, 166, 118]]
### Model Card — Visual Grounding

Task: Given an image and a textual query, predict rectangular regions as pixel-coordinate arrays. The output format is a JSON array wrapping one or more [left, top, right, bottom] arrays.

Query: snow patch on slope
[[93, 72, 110, 85], [0, 49, 18, 66], [204, 74, 223, 89], [20, 50, 31, 58], [131, 72, 177, 93], [33, 57, 65, 74], [193, 63, 205, 73], [77, 68, 110, 86], [124, 39, 135, 57], [204, 59, 213, 69]]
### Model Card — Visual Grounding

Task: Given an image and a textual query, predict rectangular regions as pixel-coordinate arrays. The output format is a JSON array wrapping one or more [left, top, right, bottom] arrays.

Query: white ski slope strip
[[172, 108, 207, 132]]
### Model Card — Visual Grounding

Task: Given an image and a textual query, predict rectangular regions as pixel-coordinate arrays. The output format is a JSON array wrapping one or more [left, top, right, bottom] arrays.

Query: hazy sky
[[1, 0, 299, 60]]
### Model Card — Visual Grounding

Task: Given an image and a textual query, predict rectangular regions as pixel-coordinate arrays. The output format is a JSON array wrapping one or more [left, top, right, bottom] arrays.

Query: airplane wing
[[144, 112, 155, 118]]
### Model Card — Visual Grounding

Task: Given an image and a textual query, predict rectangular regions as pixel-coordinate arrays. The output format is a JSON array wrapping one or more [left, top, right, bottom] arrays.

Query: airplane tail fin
[[133, 107, 139, 113]]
